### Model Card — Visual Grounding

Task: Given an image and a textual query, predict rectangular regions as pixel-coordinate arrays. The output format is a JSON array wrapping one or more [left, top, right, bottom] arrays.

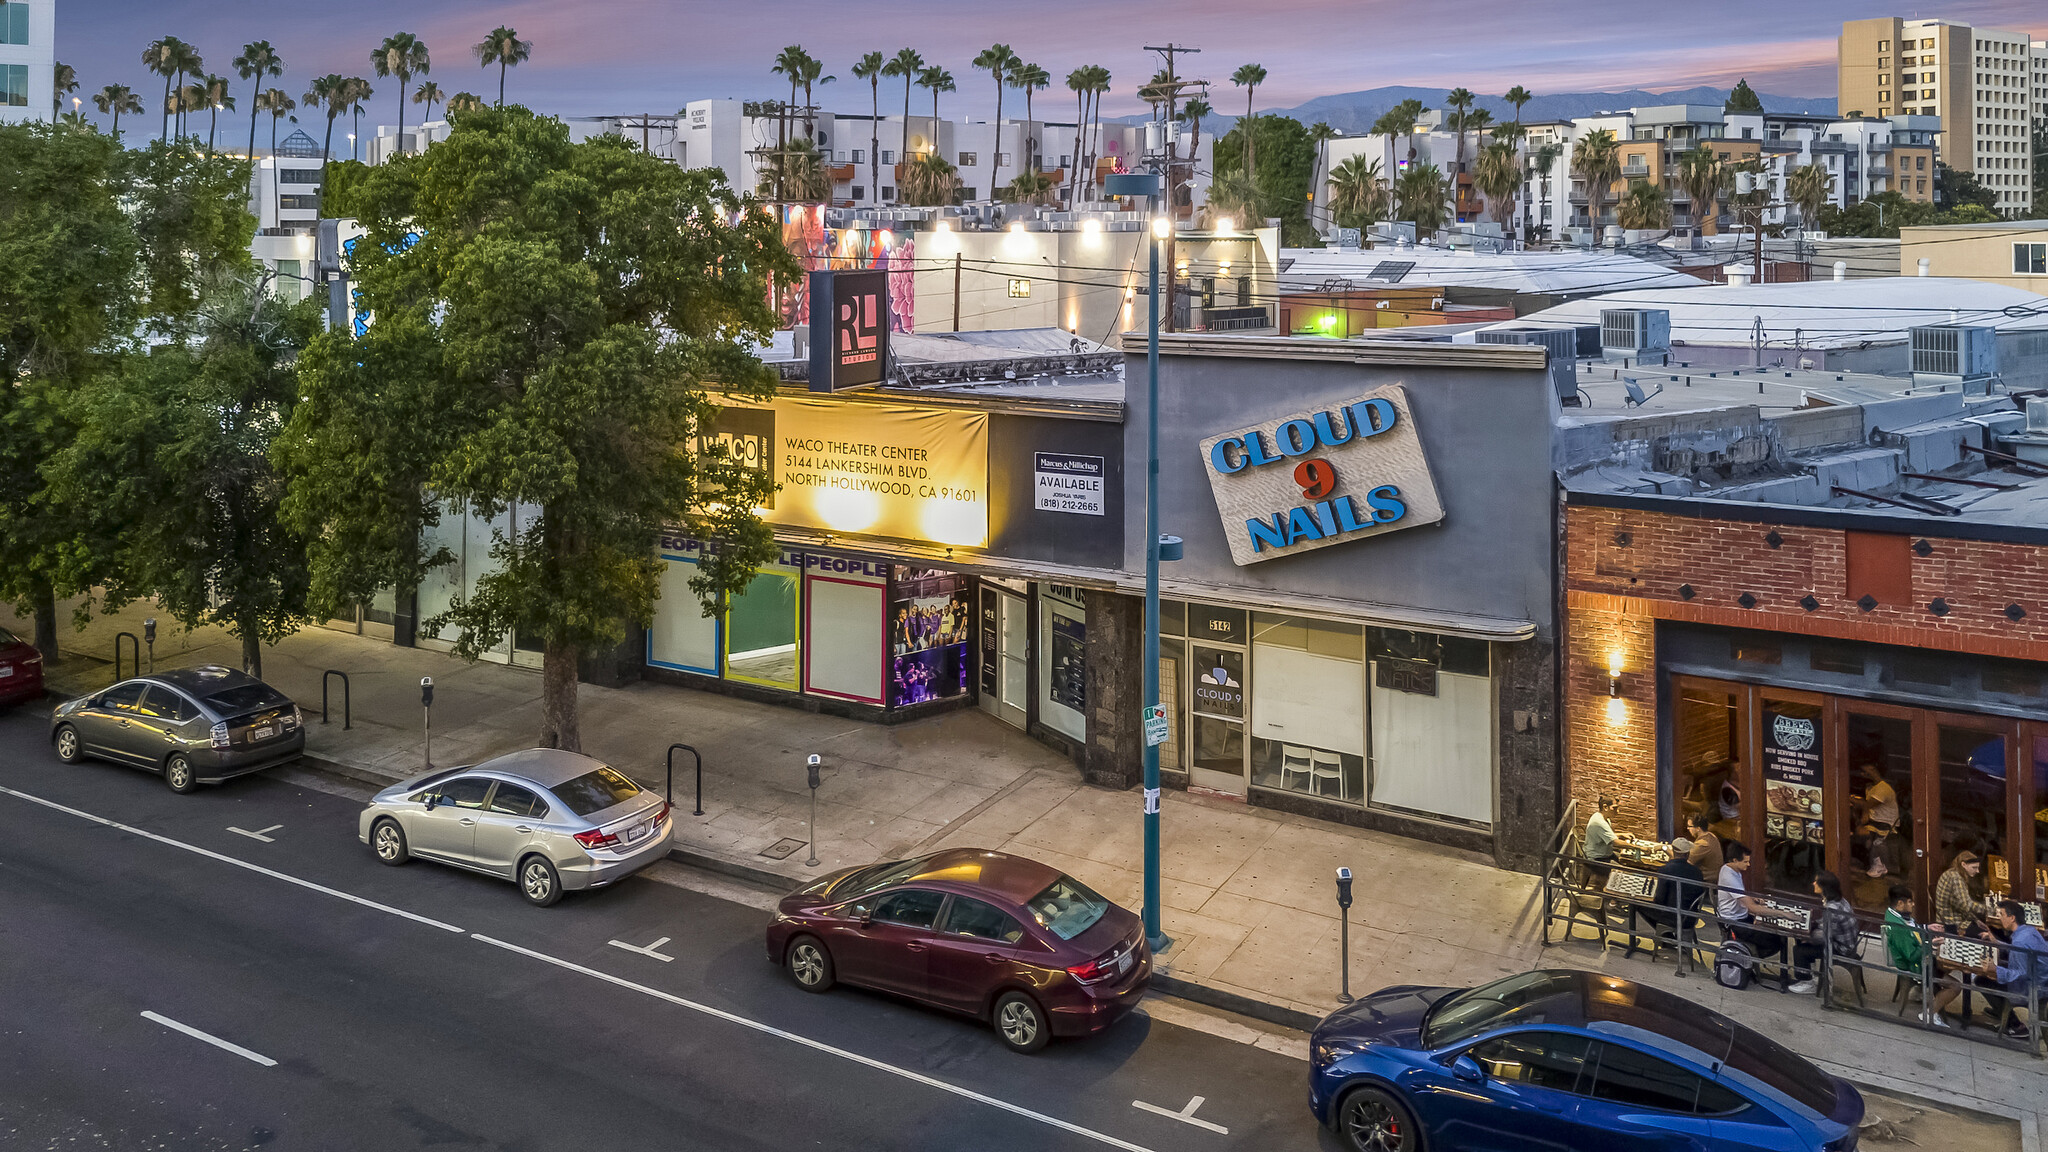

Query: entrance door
[[976, 586, 1027, 730], [1927, 711, 2020, 907], [1842, 705, 1917, 913], [1188, 642, 1247, 794]]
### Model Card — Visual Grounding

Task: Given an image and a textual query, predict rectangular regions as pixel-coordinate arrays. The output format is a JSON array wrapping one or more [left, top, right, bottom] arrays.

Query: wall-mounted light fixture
[[1607, 651, 1624, 697]]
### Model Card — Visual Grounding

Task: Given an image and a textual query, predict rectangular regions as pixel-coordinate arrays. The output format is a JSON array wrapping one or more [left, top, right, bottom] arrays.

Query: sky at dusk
[[59, 0, 2046, 131]]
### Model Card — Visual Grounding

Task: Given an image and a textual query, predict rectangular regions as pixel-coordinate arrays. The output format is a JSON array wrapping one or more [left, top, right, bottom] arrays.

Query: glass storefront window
[[1672, 683, 1741, 841], [649, 548, 720, 675], [1759, 697, 1825, 896], [1249, 614, 1363, 803], [1189, 643, 1246, 784], [1845, 712, 1913, 911], [1938, 724, 2008, 893], [1367, 628, 1493, 827], [2033, 737, 2048, 903], [1037, 586, 1086, 741], [725, 557, 800, 690], [888, 567, 970, 706], [806, 559, 887, 705]]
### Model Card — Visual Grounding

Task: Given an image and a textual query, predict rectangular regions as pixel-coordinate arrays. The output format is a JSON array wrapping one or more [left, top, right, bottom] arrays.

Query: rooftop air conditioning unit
[[1477, 327, 1580, 406], [1909, 324, 1997, 390], [1600, 308, 1671, 364]]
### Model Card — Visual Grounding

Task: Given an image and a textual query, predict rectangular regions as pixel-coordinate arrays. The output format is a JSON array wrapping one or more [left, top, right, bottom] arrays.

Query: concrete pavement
[[8, 596, 2042, 1144]]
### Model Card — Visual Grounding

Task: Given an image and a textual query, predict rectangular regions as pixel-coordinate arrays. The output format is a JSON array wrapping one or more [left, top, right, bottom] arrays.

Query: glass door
[[1188, 642, 1246, 793], [1842, 705, 1918, 914], [1928, 712, 2018, 904], [1669, 678, 1745, 842], [974, 587, 1028, 730]]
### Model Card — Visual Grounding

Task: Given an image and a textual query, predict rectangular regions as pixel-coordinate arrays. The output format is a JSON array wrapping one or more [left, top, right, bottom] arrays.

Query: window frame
[[870, 887, 947, 930], [1465, 1028, 1596, 1097], [1583, 1039, 1717, 1115], [938, 894, 1027, 943]]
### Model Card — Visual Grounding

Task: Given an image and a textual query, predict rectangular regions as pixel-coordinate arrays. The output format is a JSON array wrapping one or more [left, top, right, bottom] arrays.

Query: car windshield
[[203, 683, 290, 714], [551, 766, 642, 817], [1025, 875, 1109, 940], [1423, 971, 1580, 1049], [830, 855, 937, 901]]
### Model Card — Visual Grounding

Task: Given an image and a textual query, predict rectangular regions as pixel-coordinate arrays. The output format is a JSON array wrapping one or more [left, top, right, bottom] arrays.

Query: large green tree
[[1212, 114, 1315, 245], [279, 108, 794, 750], [0, 122, 136, 660]]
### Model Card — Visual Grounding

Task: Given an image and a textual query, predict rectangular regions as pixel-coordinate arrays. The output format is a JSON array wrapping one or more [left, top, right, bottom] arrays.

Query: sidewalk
[[10, 599, 2041, 1141]]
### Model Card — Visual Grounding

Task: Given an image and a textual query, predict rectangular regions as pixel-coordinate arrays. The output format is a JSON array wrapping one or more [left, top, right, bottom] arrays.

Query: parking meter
[[1336, 867, 1356, 1001], [805, 755, 822, 866], [420, 677, 435, 769], [420, 676, 434, 708], [1336, 867, 1354, 910], [807, 753, 822, 790], [143, 617, 157, 672]]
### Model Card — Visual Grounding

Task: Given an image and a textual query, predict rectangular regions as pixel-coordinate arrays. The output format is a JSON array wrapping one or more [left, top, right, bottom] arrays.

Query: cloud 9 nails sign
[[1200, 385, 1444, 565]]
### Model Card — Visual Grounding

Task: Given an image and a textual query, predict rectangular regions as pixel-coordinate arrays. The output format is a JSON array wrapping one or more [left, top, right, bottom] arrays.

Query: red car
[[766, 848, 1150, 1053], [0, 627, 44, 707]]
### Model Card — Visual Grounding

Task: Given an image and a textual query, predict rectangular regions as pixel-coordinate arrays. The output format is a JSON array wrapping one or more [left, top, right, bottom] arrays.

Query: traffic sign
[[1143, 703, 1169, 747]]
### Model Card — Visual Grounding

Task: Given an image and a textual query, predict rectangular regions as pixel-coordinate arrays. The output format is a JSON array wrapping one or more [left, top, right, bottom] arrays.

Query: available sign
[[1198, 385, 1444, 566], [1033, 452, 1105, 516]]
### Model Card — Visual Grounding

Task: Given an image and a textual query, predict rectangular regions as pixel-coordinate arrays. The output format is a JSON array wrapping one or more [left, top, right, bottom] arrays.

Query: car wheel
[[164, 754, 198, 794], [785, 935, 835, 992], [53, 724, 82, 764], [1337, 1085, 1422, 1152], [519, 855, 563, 907], [371, 818, 410, 865], [992, 990, 1050, 1054]]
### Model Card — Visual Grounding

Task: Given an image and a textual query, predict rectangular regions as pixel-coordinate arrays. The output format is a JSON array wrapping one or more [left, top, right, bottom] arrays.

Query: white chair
[[1279, 744, 1313, 791], [1310, 749, 1346, 800]]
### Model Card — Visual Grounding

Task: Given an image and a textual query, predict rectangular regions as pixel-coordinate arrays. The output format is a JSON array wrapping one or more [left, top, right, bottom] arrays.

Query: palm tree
[[1009, 62, 1050, 171], [1473, 138, 1521, 226], [1786, 163, 1833, 228], [769, 45, 811, 195], [971, 44, 1020, 193], [1372, 98, 1428, 166], [93, 84, 143, 141], [413, 80, 445, 127], [176, 82, 206, 142], [52, 61, 75, 122], [254, 88, 294, 157], [1230, 63, 1266, 183], [1065, 68, 1089, 202], [473, 26, 530, 106], [762, 138, 831, 201], [345, 76, 374, 160], [201, 74, 234, 152], [142, 38, 186, 140], [1444, 86, 1475, 174], [1617, 180, 1672, 230], [899, 152, 960, 207], [1305, 120, 1339, 232], [1002, 169, 1058, 205], [798, 56, 834, 139], [1327, 154, 1389, 231], [1504, 85, 1533, 137], [882, 48, 924, 190], [234, 41, 283, 160], [173, 44, 205, 138], [304, 75, 344, 161], [917, 65, 954, 140], [851, 52, 885, 202], [1082, 66, 1110, 199], [371, 33, 431, 157], [447, 91, 485, 115], [1676, 145, 1722, 244], [1206, 172, 1260, 224], [1525, 142, 1561, 244], [1570, 127, 1621, 238], [1396, 163, 1451, 234]]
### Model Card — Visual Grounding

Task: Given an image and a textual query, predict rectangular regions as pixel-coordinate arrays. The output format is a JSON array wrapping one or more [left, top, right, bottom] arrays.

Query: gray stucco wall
[[1122, 349, 1558, 635]]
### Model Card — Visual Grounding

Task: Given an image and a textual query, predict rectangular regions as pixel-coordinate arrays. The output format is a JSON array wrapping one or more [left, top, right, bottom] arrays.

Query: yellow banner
[[721, 397, 989, 547]]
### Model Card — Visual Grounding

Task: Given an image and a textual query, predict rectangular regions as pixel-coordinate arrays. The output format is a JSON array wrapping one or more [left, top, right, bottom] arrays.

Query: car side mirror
[[1451, 1055, 1485, 1084], [421, 795, 438, 811]]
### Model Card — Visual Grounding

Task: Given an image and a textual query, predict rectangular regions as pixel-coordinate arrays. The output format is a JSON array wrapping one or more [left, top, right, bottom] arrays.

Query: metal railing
[[320, 670, 351, 729], [113, 632, 140, 683], [1540, 841, 2045, 1056]]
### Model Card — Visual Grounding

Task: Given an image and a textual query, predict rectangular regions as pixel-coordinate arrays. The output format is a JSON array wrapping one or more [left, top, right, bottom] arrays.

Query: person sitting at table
[[1710, 775, 1744, 842], [1972, 899, 2048, 1041], [1651, 837, 1706, 945], [1681, 812, 1722, 880], [1717, 841, 1787, 982], [1936, 851, 1991, 937], [1788, 870, 1860, 995], [1882, 884, 1945, 1027], [1583, 795, 1617, 879]]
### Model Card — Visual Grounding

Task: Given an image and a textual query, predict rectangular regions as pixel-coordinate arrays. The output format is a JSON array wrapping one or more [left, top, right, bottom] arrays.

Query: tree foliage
[[1724, 79, 1763, 113], [1212, 114, 1315, 245], [278, 107, 796, 750]]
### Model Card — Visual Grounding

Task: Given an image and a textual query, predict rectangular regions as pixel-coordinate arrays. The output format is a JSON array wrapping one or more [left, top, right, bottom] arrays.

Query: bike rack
[[668, 743, 703, 816], [321, 669, 351, 730], [113, 632, 140, 683]]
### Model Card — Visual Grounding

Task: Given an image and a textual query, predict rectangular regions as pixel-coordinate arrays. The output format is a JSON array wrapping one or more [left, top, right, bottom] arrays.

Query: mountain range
[[1112, 85, 1838, 135]]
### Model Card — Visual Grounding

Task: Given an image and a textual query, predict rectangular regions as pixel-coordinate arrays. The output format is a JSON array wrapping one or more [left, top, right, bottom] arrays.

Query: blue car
[[1309, 970, 1863, 1152]]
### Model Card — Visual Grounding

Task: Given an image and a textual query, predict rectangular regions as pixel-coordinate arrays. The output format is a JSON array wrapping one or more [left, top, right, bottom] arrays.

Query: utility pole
[[1143, 44, 1201, 335]]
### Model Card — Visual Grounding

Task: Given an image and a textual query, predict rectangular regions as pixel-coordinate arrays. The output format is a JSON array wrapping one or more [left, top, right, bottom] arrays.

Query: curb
[[1150, 972, 1324, 1034], [664, 846, 803, 894], [298, 753, 405, 791]]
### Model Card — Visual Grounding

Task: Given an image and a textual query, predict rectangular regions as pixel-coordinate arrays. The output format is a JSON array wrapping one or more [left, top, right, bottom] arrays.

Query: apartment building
[[0, 0, 54, 124], [1839, 17, 2037, 215]]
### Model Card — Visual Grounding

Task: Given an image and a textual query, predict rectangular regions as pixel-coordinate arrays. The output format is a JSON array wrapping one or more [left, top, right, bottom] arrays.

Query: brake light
[[210, 722, 230, 749], [574, 827, 620, 849], [286, 705, 303, 728], [1066, 958, 1112, 984], [650, 801, 672, 825]]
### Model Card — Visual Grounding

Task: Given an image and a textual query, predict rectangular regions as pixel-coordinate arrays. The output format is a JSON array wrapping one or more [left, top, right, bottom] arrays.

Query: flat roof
[[1278, 247, 1702, 296]]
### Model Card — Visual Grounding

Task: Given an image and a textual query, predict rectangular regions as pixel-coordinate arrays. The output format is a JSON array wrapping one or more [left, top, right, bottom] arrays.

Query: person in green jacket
[[1883, 883, 1943, 1027]]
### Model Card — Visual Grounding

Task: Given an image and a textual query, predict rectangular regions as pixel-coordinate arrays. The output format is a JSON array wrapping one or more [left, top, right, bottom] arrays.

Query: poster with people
[[889, 567, 970, 706], [1050, 614, 1086, 711]]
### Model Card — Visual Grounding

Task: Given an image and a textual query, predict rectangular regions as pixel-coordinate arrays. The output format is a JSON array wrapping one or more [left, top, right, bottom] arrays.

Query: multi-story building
[[1839, 17, 2038, 215], [247, 129, 328, 304], [0, 0, 54, 124]]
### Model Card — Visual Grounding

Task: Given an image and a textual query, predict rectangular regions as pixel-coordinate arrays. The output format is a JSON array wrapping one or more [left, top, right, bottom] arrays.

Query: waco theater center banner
[[1199, 384, 1444, 566], [711, 397, 989, 547]]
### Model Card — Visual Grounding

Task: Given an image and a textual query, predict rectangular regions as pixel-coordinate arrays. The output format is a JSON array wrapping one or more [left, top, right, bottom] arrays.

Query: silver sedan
[[357, 748, 673, 906]]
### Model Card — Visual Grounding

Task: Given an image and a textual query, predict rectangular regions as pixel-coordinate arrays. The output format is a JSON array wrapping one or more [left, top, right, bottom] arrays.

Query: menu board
[[1763, 709, 1825, 845]]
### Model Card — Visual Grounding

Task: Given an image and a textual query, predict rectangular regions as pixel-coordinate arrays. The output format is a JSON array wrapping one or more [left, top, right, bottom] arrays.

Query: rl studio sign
[[1200, 385, 1444, 565]]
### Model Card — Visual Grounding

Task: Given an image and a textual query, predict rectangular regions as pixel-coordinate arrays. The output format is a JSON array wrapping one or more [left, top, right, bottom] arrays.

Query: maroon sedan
[[766, 848, 1150, 1053], [0, 627, 44, 708]]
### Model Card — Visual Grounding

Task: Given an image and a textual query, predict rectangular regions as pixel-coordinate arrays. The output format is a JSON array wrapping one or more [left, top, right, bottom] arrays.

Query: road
[[0, 704, 1330, 1152]]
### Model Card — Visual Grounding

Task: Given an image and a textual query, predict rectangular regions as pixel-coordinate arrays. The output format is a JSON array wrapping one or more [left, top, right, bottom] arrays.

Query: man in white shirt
[[1717, 841, 1786, 981]]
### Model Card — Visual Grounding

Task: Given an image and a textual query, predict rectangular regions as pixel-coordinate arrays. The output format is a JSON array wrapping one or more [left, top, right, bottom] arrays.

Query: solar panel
[[1367, 260, 1415, 283]]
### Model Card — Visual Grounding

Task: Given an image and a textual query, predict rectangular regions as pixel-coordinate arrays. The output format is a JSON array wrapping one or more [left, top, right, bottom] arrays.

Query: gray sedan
[[357, 748, 674, 906], [50, 666, 306, 792]]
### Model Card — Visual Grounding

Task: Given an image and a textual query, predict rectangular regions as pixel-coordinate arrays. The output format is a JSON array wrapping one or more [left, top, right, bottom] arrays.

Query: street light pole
[[1142, 208, 1172, 957]]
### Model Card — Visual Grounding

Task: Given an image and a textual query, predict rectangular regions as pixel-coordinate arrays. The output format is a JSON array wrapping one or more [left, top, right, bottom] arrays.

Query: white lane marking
[[1131, 1095, 1228, 1135], [471, 933, 1163, 1152], [0, 785, 463, 935], [140, 1011, 278, 1067], [228, 824, 284, 843], [607, 936, 675, 962]]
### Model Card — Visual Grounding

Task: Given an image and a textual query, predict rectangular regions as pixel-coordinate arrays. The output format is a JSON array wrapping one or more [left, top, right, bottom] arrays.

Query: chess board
[[1754, 900, 1812, 932], [1939, 937, 1990, 969], [1605, 870, 1656, 900]]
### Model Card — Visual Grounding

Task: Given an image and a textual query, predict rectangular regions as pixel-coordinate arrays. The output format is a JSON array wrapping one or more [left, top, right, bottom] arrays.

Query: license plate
[[0, 666, 12, 677], [626, 820, 650, 843], [252, 725, 275, 740], [1116, 949, 1133, 974]]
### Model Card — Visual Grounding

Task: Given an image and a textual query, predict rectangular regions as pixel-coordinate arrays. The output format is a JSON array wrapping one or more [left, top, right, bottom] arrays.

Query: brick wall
[[1563, 502, 2048, 839]]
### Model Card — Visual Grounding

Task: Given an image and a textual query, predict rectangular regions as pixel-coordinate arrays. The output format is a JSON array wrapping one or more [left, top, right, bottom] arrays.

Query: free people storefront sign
[[1199, 385, 1444, 565]]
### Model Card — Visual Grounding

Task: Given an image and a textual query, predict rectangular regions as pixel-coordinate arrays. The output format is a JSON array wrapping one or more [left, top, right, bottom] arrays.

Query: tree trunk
[[241, 621, 262, 679], [32, 585, 58, 663], [539, 642, 581, 752]]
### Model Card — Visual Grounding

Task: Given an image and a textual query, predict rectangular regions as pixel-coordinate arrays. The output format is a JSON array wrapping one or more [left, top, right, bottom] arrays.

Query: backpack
[[1715, 939, 1755, 989]]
